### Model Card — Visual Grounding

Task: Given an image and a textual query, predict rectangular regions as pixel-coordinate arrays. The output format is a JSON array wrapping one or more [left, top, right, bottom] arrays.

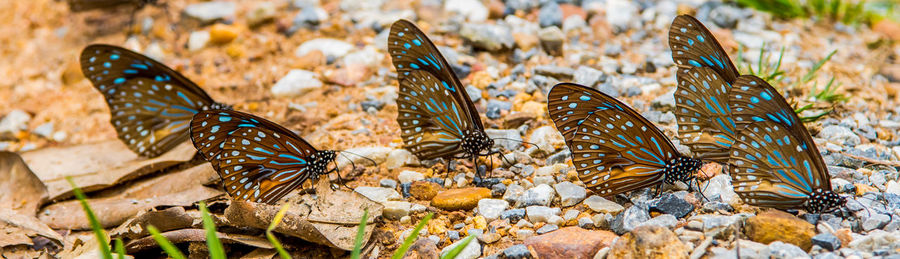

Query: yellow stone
[[474, 216, 487, 230], [427, 217, 448, 235], [469, 71, 493, 89], [855, 183, 879, 196], [209, 23, 239, 44], [744, 210, 815, 251], [430, 187, 492, 211], [519, 101, 546, 119]]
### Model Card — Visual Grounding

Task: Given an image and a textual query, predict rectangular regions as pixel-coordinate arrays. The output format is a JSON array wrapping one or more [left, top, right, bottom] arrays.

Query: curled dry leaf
[[38, 164, 223, 229], [0, 151, 48, 215], [224, 180, 384, 251], [21, 140, 197, 201], [0, 208, 64, 249], [109, 207, 194, 240], [125, 228, 272, 253]]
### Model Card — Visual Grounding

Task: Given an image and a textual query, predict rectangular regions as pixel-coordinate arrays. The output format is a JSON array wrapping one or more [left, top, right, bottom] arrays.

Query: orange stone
[[209, 23, 239, 44], [410, 181, 441, 201], [744, 210, 815, 251], [430, 187, 492, 211], [525, 227, 617, 258], [608, 225, 689, 259]]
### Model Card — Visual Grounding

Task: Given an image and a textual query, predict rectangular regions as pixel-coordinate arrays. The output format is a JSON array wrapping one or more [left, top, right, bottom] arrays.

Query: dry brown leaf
[[124, 229, 272, 253], [109, 207, 195, 240], [224, 180, 383, 251], [0, 151, 48, 215], [38, 186, 221, 230], [0, 208, 64, 249], [21, 140, 197, 201]]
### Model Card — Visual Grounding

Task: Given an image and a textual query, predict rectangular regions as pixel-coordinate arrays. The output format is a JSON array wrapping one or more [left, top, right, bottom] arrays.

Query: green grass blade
[[351, 208, 370, 259], [67, 177, 112, 259], [199, 202, 226, 259], [266, 204, 292, 259], [147, 225, 186, 259], [114, 238, 125, 259], [800, 50, 837, 84], [440, 235, 475, 259], [391, 213, 434, 259]]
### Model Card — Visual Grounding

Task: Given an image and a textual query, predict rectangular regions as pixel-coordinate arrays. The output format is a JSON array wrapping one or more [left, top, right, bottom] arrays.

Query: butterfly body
[[389, 20, 494, 163], [549, 83, 702, 196], [81, 44, 230, 157], [190, 110, 337, 204]]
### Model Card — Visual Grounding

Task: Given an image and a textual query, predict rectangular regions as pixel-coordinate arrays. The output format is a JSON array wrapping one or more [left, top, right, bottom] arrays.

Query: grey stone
[[701, 174, 738, 203], [862, 213, 890, 231], [819, 125, 861, 146], [440, 237, 481, 259], [379, 179, 398, 189], [812, 233, 841, 251], [466, 85, 482, 102], [460, 23, 514, 51], [613, 204, 650, 234], [503, 183, 525, 204], [578, 217, 594, 229], [536, 224, 559, 234], [516, 184, 555, 207], [554, 181, 586, 207], [534, 65, 574, 80], [638, 214, 677, 229], [383, 201, 411, 220], [766, 241, 809, 259], [525, 206, 560, 223], [537, 26, 565, 56], [538, 2, 562, 28], [584, 195, 625, 214], [184, 1, 236, 23], [653, 193, 693, 218], [709, 4, 748, 29], [502, 244, 531, 258], [501, 208, 526, 222], [354, 186, 401, 203], [605, 0, 638, 32], [477, 199, 509, 221], [486, 100, 512, 119], [271, 69, 323, 97], [398, 170, 424, 184], [295, 38, 354, 59], [445, 0, 488, 22], [485, 129, 522, 151], [573, 66, 604, 87]]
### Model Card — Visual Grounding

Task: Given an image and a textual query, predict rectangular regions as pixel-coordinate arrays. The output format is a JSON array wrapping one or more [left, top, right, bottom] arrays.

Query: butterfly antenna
[[339, 150, 377, 167], [491, 137, 553, 154], [694, 168, 709, 202]]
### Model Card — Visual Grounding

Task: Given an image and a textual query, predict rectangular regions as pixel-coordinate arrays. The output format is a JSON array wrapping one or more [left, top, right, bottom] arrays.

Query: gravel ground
[[3, 0, 900, 258]]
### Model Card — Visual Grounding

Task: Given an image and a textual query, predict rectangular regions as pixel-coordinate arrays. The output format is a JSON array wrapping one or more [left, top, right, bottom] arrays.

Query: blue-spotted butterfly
[[669, 15, 757, 163], [81, 44, 230, 158], [190, 109, 337, 204], [388, 20, 494, 164], [727, 76, 845, 213], [548, 83, 702, 196]]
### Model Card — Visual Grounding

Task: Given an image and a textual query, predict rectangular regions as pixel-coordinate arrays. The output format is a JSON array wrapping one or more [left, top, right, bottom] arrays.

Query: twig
[[839, 151, 900, 167]]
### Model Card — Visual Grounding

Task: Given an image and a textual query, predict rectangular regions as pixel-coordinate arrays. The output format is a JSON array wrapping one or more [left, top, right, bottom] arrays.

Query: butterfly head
[[309, 150, 338, 177], [663, 156, 703, 184], [462, 130, 493, 157], [804, 188, 847, 214]]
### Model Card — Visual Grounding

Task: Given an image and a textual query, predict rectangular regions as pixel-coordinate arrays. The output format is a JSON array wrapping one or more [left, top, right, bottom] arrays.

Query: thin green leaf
[[391, 213, 434, 259], [439, 235, 475, 259], [267, 204, 291, 259], [67, 177, 112, 259], [199, 202, 226, 259], [114, 238, 125, 259], [351, 209, 370, 259], [147, 225, 186, 259]]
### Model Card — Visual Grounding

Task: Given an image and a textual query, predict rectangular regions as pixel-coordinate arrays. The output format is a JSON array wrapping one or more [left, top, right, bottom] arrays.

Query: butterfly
[[68, 0, 157, 12], [190, 109, 337, 204], [727, 76, 845, 213], [388, 20, 494, 166], [669, 15, 756, 164], [80, 44, 230, 158], [548, 83, 702, 197]]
